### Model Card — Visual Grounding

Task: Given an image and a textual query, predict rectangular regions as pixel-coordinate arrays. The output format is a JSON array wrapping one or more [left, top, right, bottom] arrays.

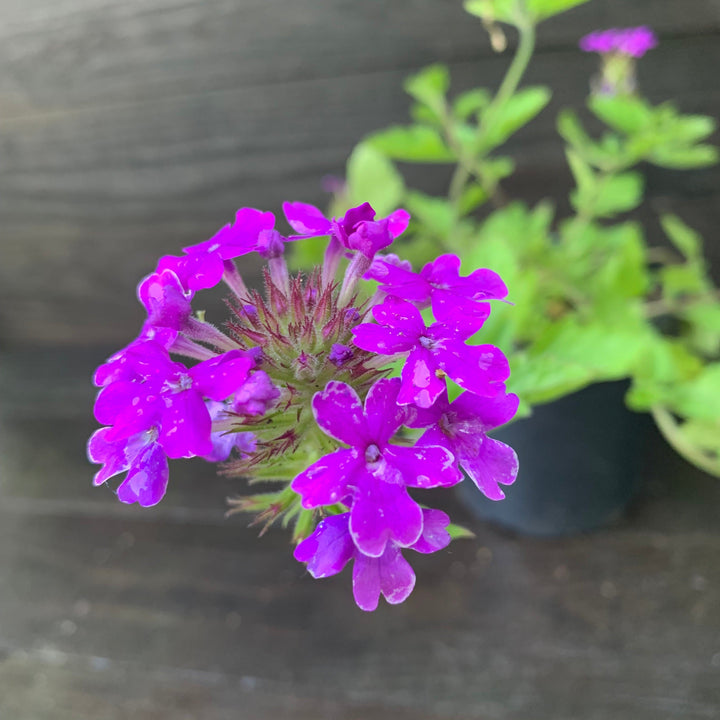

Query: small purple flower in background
[[88, 198, 518, 610], [579, 27, 657, 58]]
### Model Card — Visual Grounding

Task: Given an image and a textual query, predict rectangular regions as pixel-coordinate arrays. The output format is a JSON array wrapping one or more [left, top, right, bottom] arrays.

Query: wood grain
[[1, 0, 719, 347]]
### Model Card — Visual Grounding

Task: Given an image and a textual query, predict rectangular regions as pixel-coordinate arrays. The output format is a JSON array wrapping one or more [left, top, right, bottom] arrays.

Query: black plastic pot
[[457, 381, 651, 536]]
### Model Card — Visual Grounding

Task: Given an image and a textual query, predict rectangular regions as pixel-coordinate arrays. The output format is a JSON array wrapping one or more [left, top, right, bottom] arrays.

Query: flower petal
[[291, 449, 360, 508], [294, 514, 354, 578], [363, 378, 404, 445], [383, 445, 461, 488], [436, 343, 510, 397], [351, 322, 416, 355], [282, 201, 332, 237], [190, 350, 254, 401], [312, 381, 369, 447], [460, 436, 518, 500], [349, 474, 423, 557], [398, 347, 445, 408], [159, 390, 212, 458], [116, 441, 168, 507], [412, 509, 452, 554]]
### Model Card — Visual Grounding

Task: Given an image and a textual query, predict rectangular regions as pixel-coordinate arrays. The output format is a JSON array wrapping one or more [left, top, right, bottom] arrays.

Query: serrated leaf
[[366, 125, 456, 162], [345, 143, 404, 216], [660, 214, 702, 261], [573, 171, 643, 217]]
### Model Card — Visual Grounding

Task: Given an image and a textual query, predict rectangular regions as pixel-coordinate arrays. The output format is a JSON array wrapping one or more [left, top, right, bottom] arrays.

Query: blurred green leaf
[[345, 143, 405, 216], [649, 144, 719, 169], [589, 95, 653, 135], [669, 364, 720, 422], [405, 191, 455, 238], [465, 0, 590, 23], [660, 214, 702, 261], [366, 125, 456, 162], [483, 86, 551, 148], [672, 114, 717, 144], [528, 0, 591, 19], [404, 64, 450, 115], [571, 170, 643, 217], [446, 522, 476, 540], [453, 88, 492, 120], [660, 263, 709, 299], [458, 183, 489, 214]]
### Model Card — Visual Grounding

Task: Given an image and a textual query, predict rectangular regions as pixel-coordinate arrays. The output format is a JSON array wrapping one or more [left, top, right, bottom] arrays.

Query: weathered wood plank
[[0, 0, 718, 117]]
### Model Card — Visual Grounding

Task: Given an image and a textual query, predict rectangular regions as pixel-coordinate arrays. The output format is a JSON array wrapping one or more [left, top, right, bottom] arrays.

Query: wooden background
[[1, 0, 719, 347]]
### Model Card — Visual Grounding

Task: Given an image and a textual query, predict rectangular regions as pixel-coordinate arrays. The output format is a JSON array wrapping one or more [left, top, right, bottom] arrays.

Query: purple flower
[[352, 296, 509, 408], [283, 201, 410, 258], [580, 27, 657, 58], [94, 347, 255, 458], [328, 343, 353, 367], [407, 390, 519, 500], [294, 509, 451, 611], [156, 253, 225, 292], [137, 269, 194, 332], [367, 253, 507, 322], [87, 426, 169, 507], [204, 400, 257, 462], [231, 370, 280, 415], [183, 207, 276, 260], [291, 378, 460, 557]]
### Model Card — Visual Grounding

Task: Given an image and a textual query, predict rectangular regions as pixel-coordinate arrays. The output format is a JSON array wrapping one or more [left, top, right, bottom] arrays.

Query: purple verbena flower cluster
[[579, 26, 657, 58], [88, 199, 519, 611]]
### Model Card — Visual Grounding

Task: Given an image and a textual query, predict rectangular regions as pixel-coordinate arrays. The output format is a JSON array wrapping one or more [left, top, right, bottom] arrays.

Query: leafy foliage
[[294, 0, 720, 477]]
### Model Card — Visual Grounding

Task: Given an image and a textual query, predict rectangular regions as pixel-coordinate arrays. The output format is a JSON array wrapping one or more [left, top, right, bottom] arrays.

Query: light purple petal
[[87, 427, 129, 486], [363, 377, 404, 445], [398, 347, 445, 408], [452, 390, 519, 431], [291, 449, 361, 508], [460, 436, 518, 501], [383, 445, 461, 488], [366, 260, 431, 305], [294, 514, 354, 578], [190, 350, 254, 401], [412, 509, 452, 554], [116, 441, 169, 507], [232, 371, 280, 415], [312, 381, 369, 447], [351, 553, 382, 612], [159, 390, 212, 458], [93, 381, 163, 436], [349, 474, 423, 557]]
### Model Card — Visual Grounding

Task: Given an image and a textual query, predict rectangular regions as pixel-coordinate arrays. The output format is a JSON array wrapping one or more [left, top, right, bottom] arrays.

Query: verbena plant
[[295, 0, 720, 477]]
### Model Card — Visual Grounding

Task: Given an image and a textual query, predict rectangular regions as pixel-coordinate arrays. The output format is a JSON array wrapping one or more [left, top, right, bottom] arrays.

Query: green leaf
[[672, 114, 717, 144], [649, 144, 719, 169], [404, 65, 450, 114], [447, 523, 477, 540], [566, 148, 595, 195], [404, 191, 455, 238], [345, 143, 404, 216], [589, 95, 653, 135], [571, 170, 644, 217], [483, 86, 551, 149], [453, 88, 492, 120], [660, 263, 709, 299], [465, 0, 590, 23], [660, 214, 702, 261], [557, 109, 593, 149], [669, 364, 720, 422], [458, 183, 489, 214], [528, 0, 591, 20], [366, 125, 456, 162]]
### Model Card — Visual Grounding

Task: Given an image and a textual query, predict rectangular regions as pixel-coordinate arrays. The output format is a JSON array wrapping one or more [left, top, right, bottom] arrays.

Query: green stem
[[446, 11, 537, 221], [651, 406, 720, 478]]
